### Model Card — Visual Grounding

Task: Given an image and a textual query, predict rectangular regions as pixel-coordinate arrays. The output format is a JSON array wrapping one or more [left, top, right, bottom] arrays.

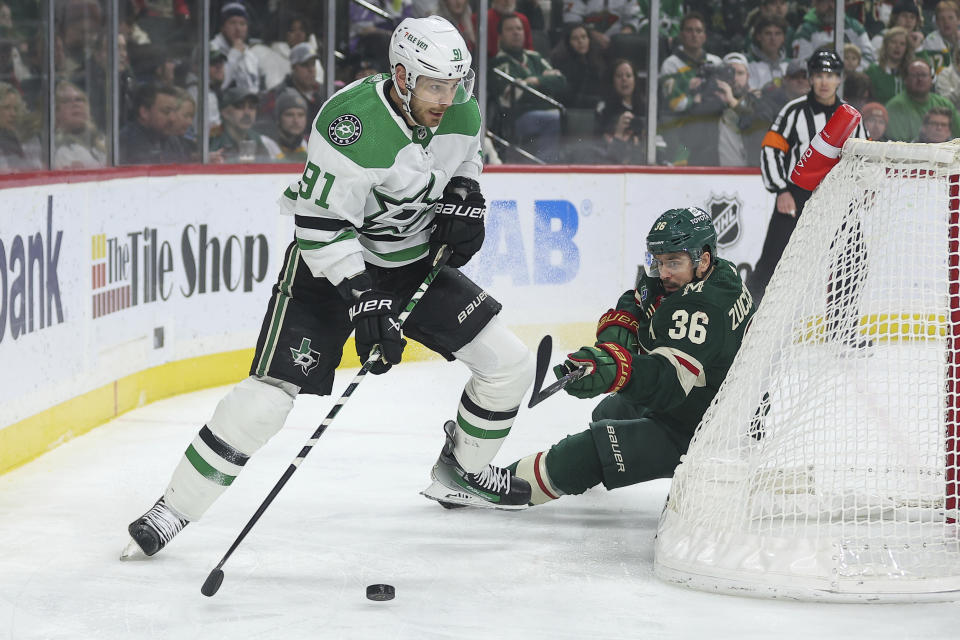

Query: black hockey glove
[[431, 178, 486, 268], [342, 275, 406, 375]]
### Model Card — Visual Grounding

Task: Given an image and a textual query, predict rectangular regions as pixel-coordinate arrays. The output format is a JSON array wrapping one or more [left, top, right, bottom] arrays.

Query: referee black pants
[[748, 184, 811, 304]]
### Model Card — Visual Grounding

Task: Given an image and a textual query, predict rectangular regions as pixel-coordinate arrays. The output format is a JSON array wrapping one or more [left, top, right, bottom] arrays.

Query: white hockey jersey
[[279, 73, 483, 286]]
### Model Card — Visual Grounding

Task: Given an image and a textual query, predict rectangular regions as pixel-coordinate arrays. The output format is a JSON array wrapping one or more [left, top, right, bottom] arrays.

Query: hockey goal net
[[654, 139, 960, 602]]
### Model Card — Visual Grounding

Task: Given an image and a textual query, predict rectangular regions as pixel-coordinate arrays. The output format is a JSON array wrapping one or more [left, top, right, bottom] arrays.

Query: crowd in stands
[[0, 0, 958, 171]]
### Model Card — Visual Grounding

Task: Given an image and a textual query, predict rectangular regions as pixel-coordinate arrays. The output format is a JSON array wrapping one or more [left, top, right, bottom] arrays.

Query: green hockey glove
[[554, 342, 633, 399]]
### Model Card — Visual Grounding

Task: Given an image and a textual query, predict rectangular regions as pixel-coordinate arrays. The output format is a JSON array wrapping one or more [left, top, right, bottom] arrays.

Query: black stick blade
[[528, 335, 553, 408], [201, 568, 225, 597]]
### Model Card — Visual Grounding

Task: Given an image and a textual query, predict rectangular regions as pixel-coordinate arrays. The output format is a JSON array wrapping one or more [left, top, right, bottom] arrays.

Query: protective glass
[[411, 69, 476, 105], [644, 252, 691, 278]]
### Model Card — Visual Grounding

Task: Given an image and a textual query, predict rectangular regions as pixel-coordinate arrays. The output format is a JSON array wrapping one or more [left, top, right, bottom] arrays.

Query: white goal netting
[[654, 139, 960, 602]]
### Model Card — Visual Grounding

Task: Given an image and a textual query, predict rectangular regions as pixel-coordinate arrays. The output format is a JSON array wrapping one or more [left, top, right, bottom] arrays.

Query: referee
[[748, 49, 866, 303]]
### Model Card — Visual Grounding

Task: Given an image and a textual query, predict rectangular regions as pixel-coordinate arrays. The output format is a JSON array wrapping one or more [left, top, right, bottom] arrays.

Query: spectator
[[550, 23, 607, 108], [350, 0, 413, 69], [844, 70, 874, 109], [844, 43, 863, 71], [637, 0, 685, 42], [862, 101, 890, 139], [53, 80, 105, 169], [885, 58, 960, 139], [490, 13, 566, 162], [865, 26, 913, 103], [210, 84, 281, 163], [791, 0, 876, 70], [755, 58, 813, 124], [118, 83, 182, 164], [273, 88, 307, 161], [0, 80, 41, 170], [259, 42, 323, 139], [186, 43, 226, 132], [593, 58, 645, 164], [921, 0, 960, 76], [659, 12, 722, 164], [718, 52, 767, 166], [352, 59, 381, 80], [562, 0, 640, 41], [684, 0, 752, 55], [916, 104, 955, 140], [660, 13, 722, 114], [58, 0, 103, 77], [747, 15, 791, 90], [435, 0, 477, 55], [936, 45, 960, 109], [851, 0, 899, 39], [252, 13, 323, 91], [871, 1, 925, 53], [82, 31, 135, 131], [682, 51, 763, 166], [170, 86, 197, 161], [746, 0, 795, 46], [211, 2, 260, 92], [132, 42, 177, 86], [477, 0, 533, 59]]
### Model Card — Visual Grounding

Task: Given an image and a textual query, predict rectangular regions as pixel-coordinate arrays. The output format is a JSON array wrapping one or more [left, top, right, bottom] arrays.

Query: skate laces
[[470, 464, 511, 494], [143, 499, 187, 542]]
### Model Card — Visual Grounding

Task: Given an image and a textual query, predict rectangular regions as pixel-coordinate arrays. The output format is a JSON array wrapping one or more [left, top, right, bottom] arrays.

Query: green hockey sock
[[544, 429, 604, 496]]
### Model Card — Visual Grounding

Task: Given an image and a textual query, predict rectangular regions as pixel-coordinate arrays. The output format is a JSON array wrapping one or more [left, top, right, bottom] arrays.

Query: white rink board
[[0, 169, 775, 429]]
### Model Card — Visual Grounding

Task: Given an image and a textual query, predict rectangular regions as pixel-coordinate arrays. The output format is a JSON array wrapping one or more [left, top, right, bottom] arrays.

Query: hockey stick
[[201, 245, 452, 598], [527, 335, 588, 409]]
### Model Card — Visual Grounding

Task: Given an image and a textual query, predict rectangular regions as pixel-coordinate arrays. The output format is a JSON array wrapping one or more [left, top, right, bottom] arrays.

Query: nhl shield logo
[[707, 194, 742, 248]]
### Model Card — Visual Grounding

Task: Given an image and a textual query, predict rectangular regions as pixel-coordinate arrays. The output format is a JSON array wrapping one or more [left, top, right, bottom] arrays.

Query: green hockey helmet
[[644, 207, 718, 277]]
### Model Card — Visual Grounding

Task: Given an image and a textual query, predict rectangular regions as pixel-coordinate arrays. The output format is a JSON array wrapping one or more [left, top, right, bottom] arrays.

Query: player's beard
[[410, 96, 448, 128]]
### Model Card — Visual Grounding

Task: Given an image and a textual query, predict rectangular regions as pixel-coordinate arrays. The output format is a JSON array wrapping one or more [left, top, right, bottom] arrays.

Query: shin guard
[[164, 376, 295, 521]]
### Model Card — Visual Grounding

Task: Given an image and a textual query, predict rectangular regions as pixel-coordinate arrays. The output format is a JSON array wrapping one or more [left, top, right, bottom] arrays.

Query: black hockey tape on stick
[[200, 245, 452, 598], [527, 335, 588, 408]]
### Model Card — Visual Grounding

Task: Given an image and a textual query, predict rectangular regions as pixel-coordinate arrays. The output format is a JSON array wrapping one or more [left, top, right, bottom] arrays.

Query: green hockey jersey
[[279, 73, 483, 285], [617, 258, 754, 436]]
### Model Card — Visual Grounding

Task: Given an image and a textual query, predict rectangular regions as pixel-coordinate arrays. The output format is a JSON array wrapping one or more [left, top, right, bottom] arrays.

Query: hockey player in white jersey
[[122, 16, 535, 559]]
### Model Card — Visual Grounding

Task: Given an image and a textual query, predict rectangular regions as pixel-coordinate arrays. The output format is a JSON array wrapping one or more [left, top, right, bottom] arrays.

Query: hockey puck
[[366, 584, 395, 601]]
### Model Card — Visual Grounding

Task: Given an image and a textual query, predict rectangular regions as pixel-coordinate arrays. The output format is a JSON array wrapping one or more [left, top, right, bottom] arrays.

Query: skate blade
[[420, 481, 528, 511], [119, 537, 149, 561]]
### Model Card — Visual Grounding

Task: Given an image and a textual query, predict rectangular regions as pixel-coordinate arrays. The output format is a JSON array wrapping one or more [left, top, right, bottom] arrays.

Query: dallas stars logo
[[290, 337, 321, 375], [328, 114, 362, 146], [364, 174, 438, 235]]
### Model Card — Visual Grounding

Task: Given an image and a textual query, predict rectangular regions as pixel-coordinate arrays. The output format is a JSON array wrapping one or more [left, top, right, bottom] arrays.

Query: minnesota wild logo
[[328, 114, 362, 146]]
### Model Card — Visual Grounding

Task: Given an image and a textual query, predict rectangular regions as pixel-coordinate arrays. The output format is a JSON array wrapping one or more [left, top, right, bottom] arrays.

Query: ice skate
[[421, 421, 531, 510], [120, 497, 189, 560]]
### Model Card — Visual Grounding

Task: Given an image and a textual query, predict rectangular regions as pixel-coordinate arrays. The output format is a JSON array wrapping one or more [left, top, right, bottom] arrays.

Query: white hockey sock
[[514, 451, 564, 505], [164, 376, 295, 521], [451, 389, 519, 473]]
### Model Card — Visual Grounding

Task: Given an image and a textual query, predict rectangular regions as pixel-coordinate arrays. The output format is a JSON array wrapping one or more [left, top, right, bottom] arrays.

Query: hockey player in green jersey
[[510, 207, 755, 505], [122, 16, 536, 560]]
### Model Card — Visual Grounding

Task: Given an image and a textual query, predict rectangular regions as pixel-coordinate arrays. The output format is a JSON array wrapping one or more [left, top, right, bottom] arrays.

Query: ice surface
[[1, 359, 957, 639]]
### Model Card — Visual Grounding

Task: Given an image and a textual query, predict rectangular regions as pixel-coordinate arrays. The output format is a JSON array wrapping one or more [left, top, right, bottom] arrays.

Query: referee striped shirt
[[760, 92, 866, 193]]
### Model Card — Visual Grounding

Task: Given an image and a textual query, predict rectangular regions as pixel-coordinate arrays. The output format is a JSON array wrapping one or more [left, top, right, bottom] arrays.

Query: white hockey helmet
[[389, 16, 475, 115]]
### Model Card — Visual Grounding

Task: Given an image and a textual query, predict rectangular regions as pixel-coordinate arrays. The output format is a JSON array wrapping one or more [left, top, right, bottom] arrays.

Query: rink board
[[0, 167, 774, 474]]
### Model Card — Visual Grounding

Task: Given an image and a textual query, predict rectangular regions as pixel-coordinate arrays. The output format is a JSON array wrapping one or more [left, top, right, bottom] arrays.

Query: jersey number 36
[[668, 310, 708, 344]]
